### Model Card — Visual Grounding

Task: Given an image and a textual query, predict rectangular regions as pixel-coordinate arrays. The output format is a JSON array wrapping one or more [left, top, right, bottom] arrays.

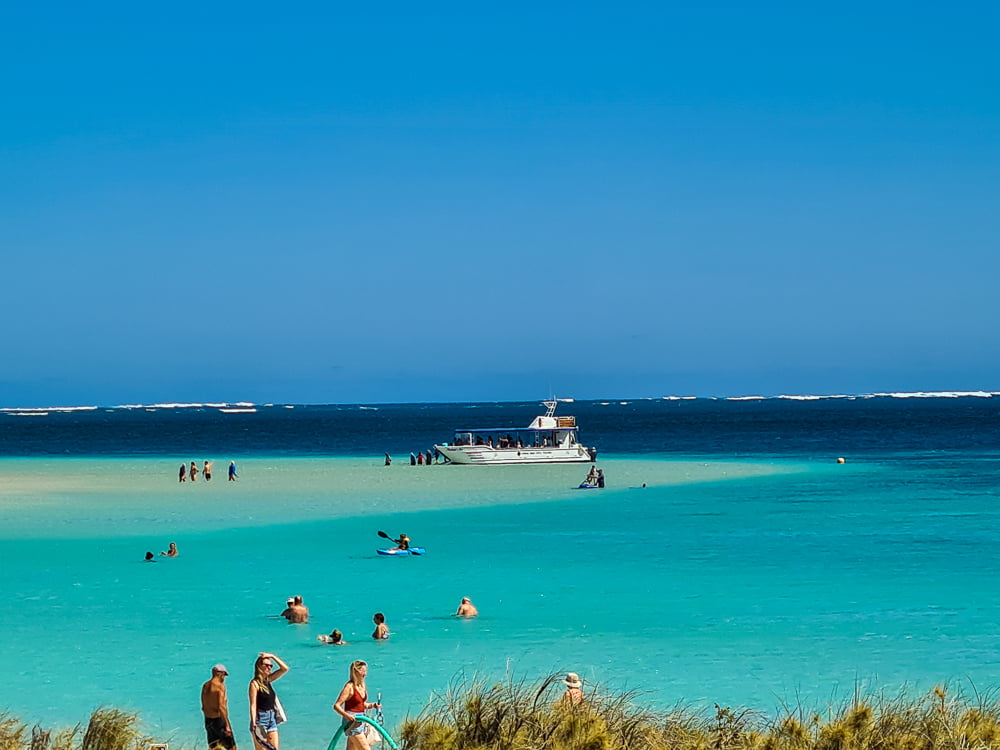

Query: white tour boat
[[435, 400, 597, 465]]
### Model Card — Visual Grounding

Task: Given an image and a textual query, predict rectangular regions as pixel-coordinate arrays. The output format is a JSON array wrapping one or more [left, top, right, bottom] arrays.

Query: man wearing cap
[[201, 664, 236, 749]]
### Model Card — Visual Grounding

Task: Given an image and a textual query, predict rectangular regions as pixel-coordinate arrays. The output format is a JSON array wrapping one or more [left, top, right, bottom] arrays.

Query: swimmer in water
[[371, 612, 389, 640]]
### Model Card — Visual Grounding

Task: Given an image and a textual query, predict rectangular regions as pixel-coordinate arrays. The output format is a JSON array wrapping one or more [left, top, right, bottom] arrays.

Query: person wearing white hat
[[455, 597, 478, 617], [561, 672, 584, 705], [201, 663, 236, 749]]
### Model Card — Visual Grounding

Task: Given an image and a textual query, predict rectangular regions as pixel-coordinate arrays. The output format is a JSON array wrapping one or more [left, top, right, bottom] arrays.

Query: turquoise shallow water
[[3, 453, 1000, 747]]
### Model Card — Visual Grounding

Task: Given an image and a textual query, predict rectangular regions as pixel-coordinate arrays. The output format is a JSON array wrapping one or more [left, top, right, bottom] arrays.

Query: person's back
[[456, 597, 478, 617], [288, 595, 309, 623], [560, 672, 584, 706]]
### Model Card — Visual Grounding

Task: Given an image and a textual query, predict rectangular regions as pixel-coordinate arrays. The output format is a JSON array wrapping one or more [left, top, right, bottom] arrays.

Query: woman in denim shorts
[[333, 660, 381, 749], [248, 652, 288, 750]]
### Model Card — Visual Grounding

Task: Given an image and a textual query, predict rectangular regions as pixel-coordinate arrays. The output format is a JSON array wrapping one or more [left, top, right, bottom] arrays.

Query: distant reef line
[[3, 390, 1000, 413]]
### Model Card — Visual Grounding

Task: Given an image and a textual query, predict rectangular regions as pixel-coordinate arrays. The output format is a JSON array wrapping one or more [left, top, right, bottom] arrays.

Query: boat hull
[[435, 444, 594, 465]]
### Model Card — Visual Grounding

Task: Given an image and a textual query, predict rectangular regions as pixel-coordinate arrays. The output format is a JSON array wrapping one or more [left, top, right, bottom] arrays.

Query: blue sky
[[2, 2, 998, 405]]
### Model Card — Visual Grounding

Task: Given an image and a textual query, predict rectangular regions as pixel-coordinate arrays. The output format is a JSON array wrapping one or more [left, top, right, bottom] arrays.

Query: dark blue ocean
[[3, 396, 999, 459]]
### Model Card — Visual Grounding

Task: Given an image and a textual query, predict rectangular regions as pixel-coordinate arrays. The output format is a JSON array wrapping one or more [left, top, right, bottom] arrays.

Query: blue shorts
[[256, 710, 278, 733], [342, 717, 365, 737]]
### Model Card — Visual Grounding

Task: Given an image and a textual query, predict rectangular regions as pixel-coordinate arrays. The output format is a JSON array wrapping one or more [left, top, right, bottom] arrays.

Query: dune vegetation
[[0, 709, 148, 750], [399, 677, 1000, 750], [6, 681, 1000, 750]]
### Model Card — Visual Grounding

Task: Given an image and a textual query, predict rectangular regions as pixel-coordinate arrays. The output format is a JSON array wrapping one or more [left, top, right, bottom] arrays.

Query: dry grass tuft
[[0, 710, 164, 750], [399, 679, 1000, 750]]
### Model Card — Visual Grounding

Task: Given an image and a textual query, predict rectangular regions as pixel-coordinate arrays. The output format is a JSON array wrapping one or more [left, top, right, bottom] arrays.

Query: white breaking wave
[[777, 394, 853, 401], [112, 401, 261, 410], [728, 391, 999, 402], [5, 391, 1000, 413], [1, 405, 97, 413], [864, 391, 998, 399]]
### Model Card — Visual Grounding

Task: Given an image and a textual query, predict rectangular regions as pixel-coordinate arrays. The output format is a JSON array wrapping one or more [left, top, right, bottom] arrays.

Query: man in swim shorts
[[201, 664, 236, 750]]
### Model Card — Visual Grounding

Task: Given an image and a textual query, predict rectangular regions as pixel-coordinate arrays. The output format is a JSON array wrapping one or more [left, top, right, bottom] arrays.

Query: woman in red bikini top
[[333, 660, 380, 749]]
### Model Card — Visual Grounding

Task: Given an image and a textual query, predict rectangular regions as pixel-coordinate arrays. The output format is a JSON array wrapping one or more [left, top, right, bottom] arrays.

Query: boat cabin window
[[452, 428, 576, 449]]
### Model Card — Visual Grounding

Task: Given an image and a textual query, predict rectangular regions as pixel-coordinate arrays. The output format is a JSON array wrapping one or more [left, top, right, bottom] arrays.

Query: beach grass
[[6, 683, 1000, 750], [398, 678, 1000, 750], [0, 710, 149, 750]]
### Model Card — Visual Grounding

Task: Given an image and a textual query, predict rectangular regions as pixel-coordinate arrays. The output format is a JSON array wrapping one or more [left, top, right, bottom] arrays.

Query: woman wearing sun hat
[[561, 672, 584, 705]]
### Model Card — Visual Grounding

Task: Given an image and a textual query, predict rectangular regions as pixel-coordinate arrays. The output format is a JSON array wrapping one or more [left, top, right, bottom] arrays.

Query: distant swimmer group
[[177, 460, 237, 482], [142, 542, 178, 561], [406, 448, 446, 465]]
